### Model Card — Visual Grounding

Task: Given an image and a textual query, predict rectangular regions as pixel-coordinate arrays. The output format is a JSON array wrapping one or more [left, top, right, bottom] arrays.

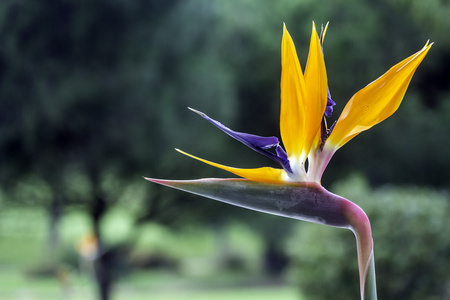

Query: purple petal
[[275, 145, 292, 173], [189, 108, 292, 173], [325, 90, 336, 117]]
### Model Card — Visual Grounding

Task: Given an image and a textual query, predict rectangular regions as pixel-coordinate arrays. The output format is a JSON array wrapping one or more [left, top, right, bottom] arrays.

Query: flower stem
[[344, 200, 377, 300], [364, 249, 377, 300]]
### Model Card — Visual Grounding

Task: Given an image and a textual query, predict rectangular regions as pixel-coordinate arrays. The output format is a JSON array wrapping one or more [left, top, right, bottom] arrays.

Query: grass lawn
[[0, 206, 301, 300], [0, 267, 299, 300], [114, 286, 298, 300]]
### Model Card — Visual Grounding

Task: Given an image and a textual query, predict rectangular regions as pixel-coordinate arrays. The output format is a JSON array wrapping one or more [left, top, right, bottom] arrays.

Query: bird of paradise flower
[[146, 22, 432, 300]]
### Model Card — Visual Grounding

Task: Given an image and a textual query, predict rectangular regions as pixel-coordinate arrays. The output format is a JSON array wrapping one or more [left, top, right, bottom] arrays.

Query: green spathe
[[147, 178, 349, 227]]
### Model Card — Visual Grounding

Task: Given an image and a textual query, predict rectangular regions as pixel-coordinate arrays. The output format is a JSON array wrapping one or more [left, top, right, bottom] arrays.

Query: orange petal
[[304, 22, 328, 152], [176, 149, 286, 183], [328, 42, 432, 148], [280, 24, 308, 160]]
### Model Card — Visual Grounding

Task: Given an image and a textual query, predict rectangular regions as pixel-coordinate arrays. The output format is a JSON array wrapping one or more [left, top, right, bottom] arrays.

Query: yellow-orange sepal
[[304, 22, 328, 153], [327, 42, 433, 149], [280, 24, 308, 161], [175, 149, 286, 183]]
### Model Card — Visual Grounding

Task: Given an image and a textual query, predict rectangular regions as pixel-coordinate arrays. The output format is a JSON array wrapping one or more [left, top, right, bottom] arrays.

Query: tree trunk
[[90, 173, 112, 300], [47, 195, 62, 262], [263, 238, 289, 277]]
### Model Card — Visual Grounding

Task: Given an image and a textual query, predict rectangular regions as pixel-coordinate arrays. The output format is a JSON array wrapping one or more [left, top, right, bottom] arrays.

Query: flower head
[[171, 23, 431, 184]]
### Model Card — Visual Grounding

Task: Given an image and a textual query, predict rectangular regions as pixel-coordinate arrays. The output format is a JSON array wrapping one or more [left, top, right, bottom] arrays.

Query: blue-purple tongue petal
[[325, 91, 336, 117], [189, 108, 292, 173], [275, 145, 292, 172]]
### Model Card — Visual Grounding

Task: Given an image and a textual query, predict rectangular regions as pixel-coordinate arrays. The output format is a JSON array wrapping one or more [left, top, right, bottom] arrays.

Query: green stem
[[345, 201, 377, 300], [364, 249, 377, 300]]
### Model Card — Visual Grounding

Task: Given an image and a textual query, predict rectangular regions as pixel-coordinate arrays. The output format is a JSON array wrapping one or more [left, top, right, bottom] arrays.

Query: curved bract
[[147, 178, 349, 227]]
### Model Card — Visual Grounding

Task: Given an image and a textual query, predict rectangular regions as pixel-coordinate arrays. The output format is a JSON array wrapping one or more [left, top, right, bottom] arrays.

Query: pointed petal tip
[[419, 40, 433, 54], [419, 40, 433, 51], [144, 177, 186, 190], [144, 177, 189, 188], [143, 177, 163, 184], [322, 22, 329, 40], [175, 148, 190, 157], [187, 107, 204, 116], [282, 23, 290, 36]]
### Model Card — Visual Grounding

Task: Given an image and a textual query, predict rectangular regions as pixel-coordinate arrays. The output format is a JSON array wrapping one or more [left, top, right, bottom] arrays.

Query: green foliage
[[288, 175, 450, 300]]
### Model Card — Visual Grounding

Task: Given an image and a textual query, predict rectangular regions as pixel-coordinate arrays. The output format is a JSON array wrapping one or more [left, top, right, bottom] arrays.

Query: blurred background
[[0, 0, 449, 299]]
